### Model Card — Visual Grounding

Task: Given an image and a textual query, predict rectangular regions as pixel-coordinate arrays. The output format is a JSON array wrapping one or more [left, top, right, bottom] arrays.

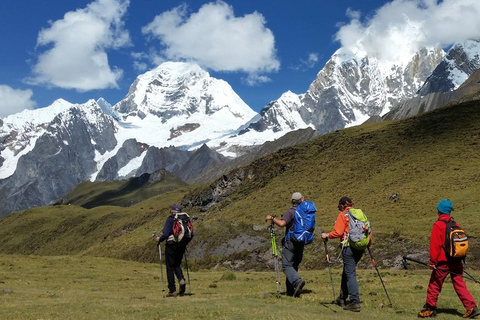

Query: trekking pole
[[367, 247, 393, 307], [323, 237, 336, 302], [152, 233, 166, 292], [402, 256, 480, 284], [184, 248, 192, 294], [268, 217, 281, 295]]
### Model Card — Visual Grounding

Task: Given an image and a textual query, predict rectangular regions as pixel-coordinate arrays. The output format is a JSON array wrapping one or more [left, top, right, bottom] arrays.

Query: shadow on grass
[[436, 308, 463, 317]]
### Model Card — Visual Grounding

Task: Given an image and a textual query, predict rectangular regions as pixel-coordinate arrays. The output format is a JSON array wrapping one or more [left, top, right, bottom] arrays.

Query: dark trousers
[[282, 238, 304, 295], [340, 246, 364, 303], [165, 242, 187, 293]]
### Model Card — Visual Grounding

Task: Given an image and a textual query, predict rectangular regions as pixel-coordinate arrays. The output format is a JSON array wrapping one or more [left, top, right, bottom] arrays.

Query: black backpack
[[440, 217, 468, 260]]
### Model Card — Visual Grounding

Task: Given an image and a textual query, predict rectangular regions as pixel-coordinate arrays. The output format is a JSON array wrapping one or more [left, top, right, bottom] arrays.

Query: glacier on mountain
[[1, 40, 480, 216]]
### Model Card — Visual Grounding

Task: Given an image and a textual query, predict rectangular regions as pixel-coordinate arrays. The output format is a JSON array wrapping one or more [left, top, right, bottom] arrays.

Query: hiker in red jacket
[[418, 199, 479, 318]]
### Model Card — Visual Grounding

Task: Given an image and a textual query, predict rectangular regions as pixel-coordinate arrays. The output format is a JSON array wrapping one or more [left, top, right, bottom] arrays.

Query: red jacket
[[429, 214, 459, 265]]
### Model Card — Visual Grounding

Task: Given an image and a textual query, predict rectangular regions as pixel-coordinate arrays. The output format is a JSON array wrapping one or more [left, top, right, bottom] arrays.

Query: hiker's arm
[[158, 217, 173, 243], [327, 213, 346, 239], [429, 222, 442, 266], [265, 215, 287, 227]]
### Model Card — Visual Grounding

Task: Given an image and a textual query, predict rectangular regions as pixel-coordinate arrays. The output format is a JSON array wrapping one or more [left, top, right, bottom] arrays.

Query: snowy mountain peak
[[418, 40, 480, 96], [113, 61, 256, 123]]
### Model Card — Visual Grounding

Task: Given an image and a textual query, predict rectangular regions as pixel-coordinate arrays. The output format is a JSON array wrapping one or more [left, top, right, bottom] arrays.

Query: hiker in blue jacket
[[156, 204, 188, 297], [265, 192, 306, 297]]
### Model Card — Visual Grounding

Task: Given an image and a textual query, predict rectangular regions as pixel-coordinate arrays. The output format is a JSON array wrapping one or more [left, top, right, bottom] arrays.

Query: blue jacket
[[158, 215, 174, 243]]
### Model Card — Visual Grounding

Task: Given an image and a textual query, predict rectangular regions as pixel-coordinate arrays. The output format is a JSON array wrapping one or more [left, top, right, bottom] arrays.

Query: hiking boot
[[334, 296, 346, 307], [166, 291, 178, 297], [464, 306, 480, 318], [344, 302, 360, 312], [418, 305, 437, 318], [179, 279, 186, 296], [293, 280, 305, 298]]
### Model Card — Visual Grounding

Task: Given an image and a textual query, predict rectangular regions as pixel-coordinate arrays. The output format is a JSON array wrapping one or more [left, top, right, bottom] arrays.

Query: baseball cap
[[291, 192, 303, 201], [171, 204, 182, 211]]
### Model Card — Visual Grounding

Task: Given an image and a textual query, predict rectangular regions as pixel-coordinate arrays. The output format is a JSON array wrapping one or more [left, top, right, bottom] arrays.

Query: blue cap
[[437, 199, 453, 214], [171, 204, 182, 211]]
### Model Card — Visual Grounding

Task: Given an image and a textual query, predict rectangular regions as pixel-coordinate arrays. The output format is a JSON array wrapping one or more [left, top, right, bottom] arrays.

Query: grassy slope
[[1, 100, 480, 268], [2, 255, 480, 320], [60, 171, 188, 208], [183, 99, 480, 267]]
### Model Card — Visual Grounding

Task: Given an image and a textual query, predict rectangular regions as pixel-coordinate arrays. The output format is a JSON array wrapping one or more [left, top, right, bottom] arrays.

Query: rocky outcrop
[[382, 68, 480, 121], [96, 139, 149, 180]]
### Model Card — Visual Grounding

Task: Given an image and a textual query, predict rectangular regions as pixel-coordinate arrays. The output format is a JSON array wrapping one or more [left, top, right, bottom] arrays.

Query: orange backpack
[[441, 218, 468, 260]]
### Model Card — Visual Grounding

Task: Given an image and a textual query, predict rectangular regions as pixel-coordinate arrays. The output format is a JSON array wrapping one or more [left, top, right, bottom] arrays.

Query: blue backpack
[[287, 200, 317, 244]]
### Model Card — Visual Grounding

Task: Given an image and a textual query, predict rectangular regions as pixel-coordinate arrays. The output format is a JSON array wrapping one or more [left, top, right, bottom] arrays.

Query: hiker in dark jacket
[[265, 192, 306, 297], [321, 196, 368, 312], [156, 204, 188, 297], [418, 199, 479, 318]]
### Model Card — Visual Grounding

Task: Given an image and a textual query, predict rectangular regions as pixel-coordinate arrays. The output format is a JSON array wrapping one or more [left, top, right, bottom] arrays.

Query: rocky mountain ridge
[[1, 41, 480, 217]]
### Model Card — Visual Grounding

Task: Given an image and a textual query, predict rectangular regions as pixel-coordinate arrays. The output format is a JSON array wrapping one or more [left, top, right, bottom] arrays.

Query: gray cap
[[291, 192, 303, 201]]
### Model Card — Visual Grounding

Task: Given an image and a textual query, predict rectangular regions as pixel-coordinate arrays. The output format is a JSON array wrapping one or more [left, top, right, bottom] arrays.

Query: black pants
[[165, 242, 187, 293]]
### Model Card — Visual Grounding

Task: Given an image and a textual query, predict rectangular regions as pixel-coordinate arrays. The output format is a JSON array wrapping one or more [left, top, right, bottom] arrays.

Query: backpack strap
[[439, 217, 458, 260]]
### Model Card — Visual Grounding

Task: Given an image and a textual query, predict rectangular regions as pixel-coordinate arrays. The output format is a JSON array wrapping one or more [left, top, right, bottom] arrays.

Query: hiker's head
[[338, 196, 353, 211], [291, 192, 304, 205], [437, 199, 454, 215], [171, 204, 182, 213]]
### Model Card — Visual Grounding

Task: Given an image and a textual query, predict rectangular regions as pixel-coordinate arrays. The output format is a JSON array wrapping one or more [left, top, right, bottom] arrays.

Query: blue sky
[[1, 0, 479, 118]]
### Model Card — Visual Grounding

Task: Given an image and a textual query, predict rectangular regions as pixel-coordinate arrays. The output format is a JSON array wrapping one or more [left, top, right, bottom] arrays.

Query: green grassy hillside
[[58, 170, 188, 208], [1, 99, 480, 269]]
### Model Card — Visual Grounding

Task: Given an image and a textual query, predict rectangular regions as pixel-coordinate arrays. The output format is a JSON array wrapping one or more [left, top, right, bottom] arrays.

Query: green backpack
[[346, 209, 371, 250]]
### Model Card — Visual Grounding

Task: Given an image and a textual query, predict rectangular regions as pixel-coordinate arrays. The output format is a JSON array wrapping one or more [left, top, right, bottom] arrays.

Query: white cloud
[[244, 73, 272, 86], [289, 52, 320, 71], [27, 0, 131, 91], [336, 0, 480, 64], [0, 85, 36, 118], [133, 61, 148, 72], [142, 1, 280, 77]]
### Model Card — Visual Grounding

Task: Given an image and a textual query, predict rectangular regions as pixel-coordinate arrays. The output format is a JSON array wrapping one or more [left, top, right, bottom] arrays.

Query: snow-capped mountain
[[0, 99, 117, 216], [381, 40, 480, 121], [1, 40, 480, 217], [418, 40, 480, 96], [0, 62, 258, 216], [243, 46, 445, 135]]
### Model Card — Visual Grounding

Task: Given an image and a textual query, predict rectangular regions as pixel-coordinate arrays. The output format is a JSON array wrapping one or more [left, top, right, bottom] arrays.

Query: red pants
[[426, 261, 476, 309]]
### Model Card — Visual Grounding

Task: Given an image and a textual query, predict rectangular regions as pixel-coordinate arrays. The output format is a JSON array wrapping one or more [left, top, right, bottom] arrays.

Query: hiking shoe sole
[[418, 309, 437, 318], [293, 280, 305, 298], [464, 306, 480, 318]]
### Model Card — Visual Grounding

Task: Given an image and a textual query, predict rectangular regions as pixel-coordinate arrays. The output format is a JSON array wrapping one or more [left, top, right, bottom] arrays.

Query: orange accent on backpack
[[442, 218, 469, 260]]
